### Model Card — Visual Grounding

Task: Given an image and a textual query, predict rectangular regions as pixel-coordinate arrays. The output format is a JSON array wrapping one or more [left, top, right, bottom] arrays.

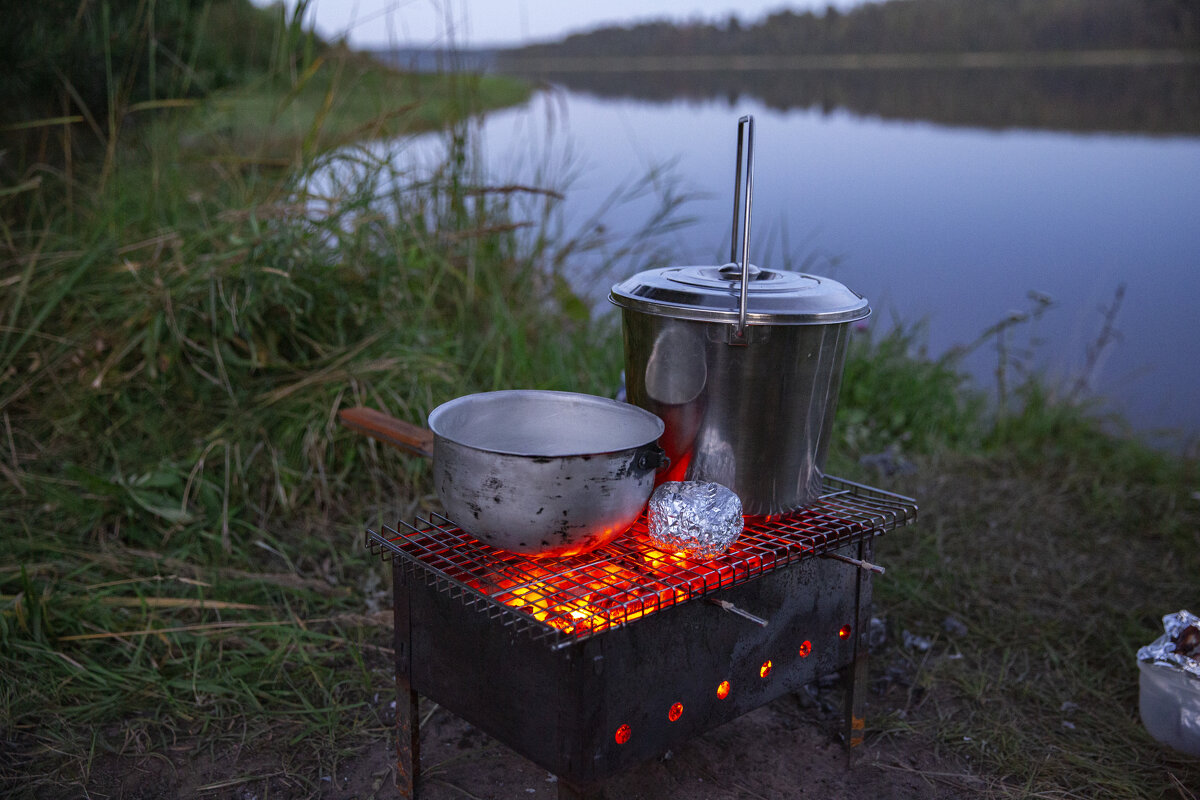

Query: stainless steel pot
[[609, 117, 870, 516], [340, 391, 666, 556]]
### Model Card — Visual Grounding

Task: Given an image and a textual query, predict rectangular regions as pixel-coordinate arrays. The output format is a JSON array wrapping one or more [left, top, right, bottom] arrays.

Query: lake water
[[347, 66, 1200, 450]]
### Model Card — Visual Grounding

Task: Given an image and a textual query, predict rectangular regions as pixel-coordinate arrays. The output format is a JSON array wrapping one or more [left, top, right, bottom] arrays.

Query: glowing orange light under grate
[[798, 640, 812, 657], [376, 481, 915, 645], [839, 624, 852, 640], [614, 724, 631, 745], [668, 702, 684, 722], [467, 529, 801, 639], [716, 680, 731, 699], [760, 660, 773, 678]]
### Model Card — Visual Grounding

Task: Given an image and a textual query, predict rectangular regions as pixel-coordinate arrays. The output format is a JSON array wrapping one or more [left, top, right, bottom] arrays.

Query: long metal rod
[[735, 115, 755, 336], [730, 125, 744, 265]]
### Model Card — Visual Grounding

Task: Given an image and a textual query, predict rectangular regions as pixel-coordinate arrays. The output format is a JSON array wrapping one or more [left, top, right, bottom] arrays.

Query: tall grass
[[0, 6, 614, 792], [2, 152, 623, 798]]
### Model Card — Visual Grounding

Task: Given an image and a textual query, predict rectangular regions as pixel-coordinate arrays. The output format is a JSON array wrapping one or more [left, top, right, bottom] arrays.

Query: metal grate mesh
[[367, 475, 916, 649]]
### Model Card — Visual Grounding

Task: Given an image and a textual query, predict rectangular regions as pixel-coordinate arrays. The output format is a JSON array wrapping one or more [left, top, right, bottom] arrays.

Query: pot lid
[[609, 263, 870, 325]]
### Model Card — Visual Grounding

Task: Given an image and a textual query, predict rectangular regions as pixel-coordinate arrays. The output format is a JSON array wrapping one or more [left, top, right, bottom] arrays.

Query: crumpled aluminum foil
[[647, 481, 743, 558], [1138, 610, 1200, 680]]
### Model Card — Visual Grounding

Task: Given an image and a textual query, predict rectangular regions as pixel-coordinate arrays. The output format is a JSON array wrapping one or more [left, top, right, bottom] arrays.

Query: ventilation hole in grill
[[759, 660, 773, 679], [668, 702, 684, 722], [614, 724, 631, 745], [798, 640, 812, 657], [716, 680, 731, 700], [839, 624, 852, 640]]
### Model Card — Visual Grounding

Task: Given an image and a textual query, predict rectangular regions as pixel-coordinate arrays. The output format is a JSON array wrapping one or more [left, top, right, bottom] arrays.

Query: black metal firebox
[[368, 476, 917, 799]]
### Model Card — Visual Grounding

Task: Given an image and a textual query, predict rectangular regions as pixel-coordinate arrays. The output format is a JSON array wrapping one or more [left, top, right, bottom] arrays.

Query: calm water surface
[[327, 77, 1198, 448], [451, 85, 1200, 449]]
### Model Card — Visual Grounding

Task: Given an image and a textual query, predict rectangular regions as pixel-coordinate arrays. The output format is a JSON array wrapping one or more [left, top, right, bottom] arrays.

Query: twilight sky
[[271, 0, 868, 48]]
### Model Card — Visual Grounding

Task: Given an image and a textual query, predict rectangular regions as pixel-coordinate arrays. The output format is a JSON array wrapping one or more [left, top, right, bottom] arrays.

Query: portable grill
[[367, 475, 917, 799]]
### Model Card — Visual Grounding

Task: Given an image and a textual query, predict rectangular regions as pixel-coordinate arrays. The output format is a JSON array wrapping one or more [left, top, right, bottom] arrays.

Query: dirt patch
[[331, 648, 987, 800], [33, 653, 987, 800], [388, 690, 982, 800]]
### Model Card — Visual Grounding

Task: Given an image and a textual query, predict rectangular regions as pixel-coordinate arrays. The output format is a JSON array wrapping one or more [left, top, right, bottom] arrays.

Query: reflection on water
[[501, 63, 1200, 136]]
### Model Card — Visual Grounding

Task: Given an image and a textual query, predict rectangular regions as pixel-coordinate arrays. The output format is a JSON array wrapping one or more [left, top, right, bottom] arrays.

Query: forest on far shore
[[507, 0, 1199, 59]]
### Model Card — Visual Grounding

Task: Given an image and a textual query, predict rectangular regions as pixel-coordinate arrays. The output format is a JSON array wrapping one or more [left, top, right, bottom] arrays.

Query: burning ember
[[377, 487, 895, 642], [499, 546, 689, 632], [485, 539, 765, 636]]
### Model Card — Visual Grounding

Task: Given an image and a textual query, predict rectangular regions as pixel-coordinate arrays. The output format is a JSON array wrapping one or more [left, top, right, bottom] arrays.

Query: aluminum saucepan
[[339, 390, 667, 557]]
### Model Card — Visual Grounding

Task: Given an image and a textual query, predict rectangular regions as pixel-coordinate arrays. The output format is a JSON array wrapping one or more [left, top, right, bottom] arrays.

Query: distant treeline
[[506, 0, 1199, 59]]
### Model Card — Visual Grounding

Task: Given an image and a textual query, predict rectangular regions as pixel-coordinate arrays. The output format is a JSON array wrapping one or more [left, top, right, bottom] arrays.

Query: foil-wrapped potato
[[647, 481, 743, 558]]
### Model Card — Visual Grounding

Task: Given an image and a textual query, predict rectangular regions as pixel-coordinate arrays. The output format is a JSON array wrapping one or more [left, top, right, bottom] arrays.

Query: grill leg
[[396, 673, 420, 797], [394, 564, 420, 798], [843, 539, 872, 753]]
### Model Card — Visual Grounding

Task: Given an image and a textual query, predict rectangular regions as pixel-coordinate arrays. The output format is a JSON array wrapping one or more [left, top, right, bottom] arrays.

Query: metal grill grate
[[368, 475, 916, 649]]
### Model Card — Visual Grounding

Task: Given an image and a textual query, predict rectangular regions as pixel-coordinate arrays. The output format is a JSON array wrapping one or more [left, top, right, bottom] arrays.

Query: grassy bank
[[869, 451, 1199, 797], [1, 13, 566, 795], [2, 20, 1199, 800], [183, 46, 531, 163], [836, 330, 1200, 796]]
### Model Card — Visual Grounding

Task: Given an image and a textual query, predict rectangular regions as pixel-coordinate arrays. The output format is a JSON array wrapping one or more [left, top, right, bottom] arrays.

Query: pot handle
[[636, 445, 671, 474], [338, 407, 434, 459], [728, 114, 755, 340]]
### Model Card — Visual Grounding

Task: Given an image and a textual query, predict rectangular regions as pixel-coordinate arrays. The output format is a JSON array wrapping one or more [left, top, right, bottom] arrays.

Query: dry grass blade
[[438, 221, 533, 242], [1169, 773, 1199, 800], [55, 619, 301, 641], [55, 610, 392, 641], [461, 184, 566, 200], [117, 547, 348, 596], [114, 232, 184, 256], [0, 177, 45, 198], [0, 117, 85, 132], [870, 759, 1005, 795], [214, 202, 311, 223], [85, 575, 212, 590], [196, 772, 283, 791], [258, 356, 405, 406], [428, 777, 489, 800], [0, 461, 26, 495], [255, 333, 383, 406], [94, 596, 264, 610], [125, 98, 199, 113], [51, 650, 87, 671]]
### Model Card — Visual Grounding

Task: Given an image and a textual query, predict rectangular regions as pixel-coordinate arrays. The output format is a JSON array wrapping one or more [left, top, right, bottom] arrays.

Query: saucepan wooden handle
[[338, 407, 434, 459]]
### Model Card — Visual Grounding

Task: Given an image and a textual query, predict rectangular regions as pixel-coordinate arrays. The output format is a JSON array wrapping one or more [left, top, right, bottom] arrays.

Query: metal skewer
[[821, 552, 886, 575], [709, 597, 769, 627]]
